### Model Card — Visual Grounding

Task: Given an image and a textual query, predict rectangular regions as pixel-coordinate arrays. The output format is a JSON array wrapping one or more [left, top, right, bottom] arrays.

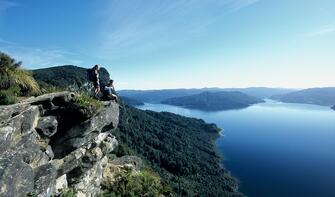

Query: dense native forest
[[32, 65, 110, 91], [113, 103, 243, 197]]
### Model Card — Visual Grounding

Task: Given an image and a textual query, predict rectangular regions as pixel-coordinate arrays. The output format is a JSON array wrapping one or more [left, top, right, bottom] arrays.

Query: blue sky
[[0, 0, 334, 89]]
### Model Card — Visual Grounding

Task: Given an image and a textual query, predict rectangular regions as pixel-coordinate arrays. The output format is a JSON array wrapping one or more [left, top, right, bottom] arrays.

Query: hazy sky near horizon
[[0, 0, 334, 90]]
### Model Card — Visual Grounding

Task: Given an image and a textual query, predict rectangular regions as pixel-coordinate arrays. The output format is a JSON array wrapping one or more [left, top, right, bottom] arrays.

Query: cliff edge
[[0, 92, 127, 196]]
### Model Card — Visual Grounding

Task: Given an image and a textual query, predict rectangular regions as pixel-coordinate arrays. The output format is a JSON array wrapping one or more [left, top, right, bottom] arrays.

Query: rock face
[[0, 92, 120, 197]]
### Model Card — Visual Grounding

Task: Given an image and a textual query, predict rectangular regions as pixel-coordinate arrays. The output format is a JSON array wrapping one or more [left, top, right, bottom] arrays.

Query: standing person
[[91, 65, 100, 97]]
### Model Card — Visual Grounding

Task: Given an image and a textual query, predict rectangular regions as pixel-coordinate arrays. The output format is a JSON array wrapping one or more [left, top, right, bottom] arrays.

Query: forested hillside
[[120, 96, 144, 106], [32, 65, 110, 90], [113, 105, 243, 196], [271, 87, 335, 106], [162, 91, 263, 111]]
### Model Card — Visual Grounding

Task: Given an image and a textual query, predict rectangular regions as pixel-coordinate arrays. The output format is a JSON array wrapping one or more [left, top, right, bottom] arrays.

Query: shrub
[[112, 144, 136, 157], [101, 169, 171, 197], [73, 92, 103, 109], [69, 92, 103, 120], [40, 85, 66, 94], [0, 88, 18, 105]]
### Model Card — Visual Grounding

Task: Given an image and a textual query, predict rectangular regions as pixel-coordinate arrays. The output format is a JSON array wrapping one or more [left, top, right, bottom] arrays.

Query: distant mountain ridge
[[271, 87, 335, 106], [118, 87, 294, 103], [162, 91, 264, 111]]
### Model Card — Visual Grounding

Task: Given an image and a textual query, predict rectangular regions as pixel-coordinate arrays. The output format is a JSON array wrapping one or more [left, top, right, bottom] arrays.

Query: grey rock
[[20, 106, 40, 133], [100, 134, 118, 154], [53, 101, 119, 157], [19, 91, 74, 106], [55, 174, 68, 195], [0, 155, 34, 197], [0, 126, 14, 155], [0, 92, 120, 197], [111, 156, 144, 171], [66, 101, 119, 139], [72, 156, 108, 197], [36, 116, 58, 137], [45, 145, 54, 160], [0, 104, 30, 125], [34, 163, 57, 197]]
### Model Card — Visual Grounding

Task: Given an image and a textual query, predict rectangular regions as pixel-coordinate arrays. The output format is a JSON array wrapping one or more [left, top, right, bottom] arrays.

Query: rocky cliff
[[0, 92, 140, 197]]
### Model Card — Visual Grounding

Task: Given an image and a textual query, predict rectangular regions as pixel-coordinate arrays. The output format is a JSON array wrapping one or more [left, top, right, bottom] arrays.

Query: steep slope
[[162, 91, 264, 111], [113, 105, 244, 196], [271, 87, 335, 106]]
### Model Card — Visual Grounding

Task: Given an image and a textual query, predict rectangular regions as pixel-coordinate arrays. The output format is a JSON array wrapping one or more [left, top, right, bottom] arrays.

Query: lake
[[137, 100, 335, 197]]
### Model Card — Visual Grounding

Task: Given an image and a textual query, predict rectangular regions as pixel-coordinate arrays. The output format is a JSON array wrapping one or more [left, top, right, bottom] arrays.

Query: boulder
[[36, 116, 58, 137], [0, 155, 34, 197], [33, 164, 57, 196], [52, 101, 119, 157], [71, 156, 108, 196], [55, 174, 68, 195]]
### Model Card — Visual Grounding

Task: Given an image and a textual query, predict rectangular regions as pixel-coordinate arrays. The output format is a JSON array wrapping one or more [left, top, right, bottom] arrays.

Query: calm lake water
[[137, 100, 335, 197]]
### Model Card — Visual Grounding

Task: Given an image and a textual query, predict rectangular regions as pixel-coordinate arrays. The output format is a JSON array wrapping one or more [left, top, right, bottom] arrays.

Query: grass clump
[[73, 92, 103, 109], [59, 189, 75, 197], [71, 92, 103, 120], [0, 51, 41, 105]]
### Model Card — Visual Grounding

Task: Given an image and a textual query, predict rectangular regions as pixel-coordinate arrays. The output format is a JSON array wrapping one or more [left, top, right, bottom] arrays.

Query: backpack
[[87, 68, 95, 81]]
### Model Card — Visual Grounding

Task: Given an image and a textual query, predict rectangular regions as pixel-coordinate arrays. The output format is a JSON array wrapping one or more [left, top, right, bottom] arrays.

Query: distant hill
[[161, 91, 264, 111], [120, 96, 144, 106], [271, 87, 335, 106], [117, 88, 221, 103], [32, 65, 110, 90], [118, 87, 294, 103], [224, 87, 296, 99]]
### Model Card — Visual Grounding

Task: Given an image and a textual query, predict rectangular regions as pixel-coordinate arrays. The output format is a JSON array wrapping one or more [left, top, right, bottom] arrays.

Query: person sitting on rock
[[102, 79, 118, 102]]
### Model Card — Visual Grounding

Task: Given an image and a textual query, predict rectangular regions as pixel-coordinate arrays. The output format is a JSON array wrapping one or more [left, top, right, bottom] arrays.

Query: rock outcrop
[[0, 92, 129, 197]]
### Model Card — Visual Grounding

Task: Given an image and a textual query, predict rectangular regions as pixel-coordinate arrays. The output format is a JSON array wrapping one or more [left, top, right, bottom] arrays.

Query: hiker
[[87, 65, 100, 97], [102, 79, 118, 102]]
